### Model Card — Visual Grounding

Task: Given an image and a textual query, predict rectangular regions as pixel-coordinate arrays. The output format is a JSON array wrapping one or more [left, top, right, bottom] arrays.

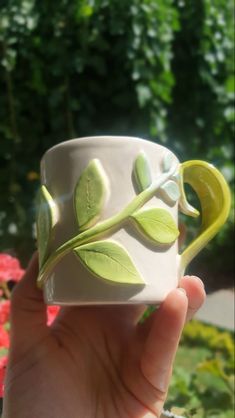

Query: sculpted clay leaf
[[131, 208, 179, 244], [74, 240, 144, 285], [74, 159, 109, 231], [160, 180, 180, 204], [162, 151, 175, 172], [36, 185, 58, 267], [134, 151, 152, 192]]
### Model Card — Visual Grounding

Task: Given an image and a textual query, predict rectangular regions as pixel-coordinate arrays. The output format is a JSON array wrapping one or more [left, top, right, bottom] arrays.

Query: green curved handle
[[179, 160, 231, 275]]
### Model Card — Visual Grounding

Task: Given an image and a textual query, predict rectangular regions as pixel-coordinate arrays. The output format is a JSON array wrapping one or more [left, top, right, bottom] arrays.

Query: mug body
[[40, 136, 180, 305]]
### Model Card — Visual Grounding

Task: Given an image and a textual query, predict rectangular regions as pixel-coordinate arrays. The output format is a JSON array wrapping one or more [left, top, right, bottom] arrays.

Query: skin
[[3, 253, 205, 418]]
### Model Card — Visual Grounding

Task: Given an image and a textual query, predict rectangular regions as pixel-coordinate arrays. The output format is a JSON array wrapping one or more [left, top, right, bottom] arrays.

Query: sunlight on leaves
[[133, 151, 152, 192], [74, 240, 145, 285], [74, 159, 109, 231], [131, 208, 179, 244], [36, 185, 58, 267]]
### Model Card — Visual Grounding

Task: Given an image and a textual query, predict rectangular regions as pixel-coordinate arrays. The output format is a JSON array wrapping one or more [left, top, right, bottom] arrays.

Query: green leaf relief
[[162, 151, 175, 172], [133, 151, 152, 192], [131, 208, 179, 244], [160, 180, 180, 204], [74, 240, 145, 285], [36, 185, 58, 267], [74, 159, 109, 231]]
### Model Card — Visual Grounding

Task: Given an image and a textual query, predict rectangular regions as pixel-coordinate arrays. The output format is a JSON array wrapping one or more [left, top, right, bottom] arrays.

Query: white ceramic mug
[[36, 136, 230, 305]]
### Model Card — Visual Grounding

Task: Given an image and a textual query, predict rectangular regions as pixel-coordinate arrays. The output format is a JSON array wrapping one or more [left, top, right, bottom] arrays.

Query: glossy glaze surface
[[36, 136, 230, 305]]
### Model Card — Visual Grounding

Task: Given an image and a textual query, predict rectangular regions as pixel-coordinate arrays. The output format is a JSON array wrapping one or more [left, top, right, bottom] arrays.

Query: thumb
[[140, 289, 188, 415], [10, 252, 49, 358]]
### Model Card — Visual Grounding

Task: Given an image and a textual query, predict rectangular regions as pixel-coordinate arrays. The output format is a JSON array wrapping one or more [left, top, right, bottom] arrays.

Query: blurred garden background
[[0, 0, 234, 416]]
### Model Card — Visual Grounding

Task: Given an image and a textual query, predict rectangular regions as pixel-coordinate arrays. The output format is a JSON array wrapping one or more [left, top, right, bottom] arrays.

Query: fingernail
[[191, 276, 205, 288], [185, 275, 205, 288], [177, 287, 187, 295]]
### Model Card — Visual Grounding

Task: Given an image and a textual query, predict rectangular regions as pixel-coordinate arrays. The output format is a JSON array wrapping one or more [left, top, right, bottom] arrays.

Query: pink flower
[[0, 300, 11, 325], [0, 253, 25, 283], [0, 325, 9, 349], [0, 356, 8, 398], [47, 305, 60, 325]]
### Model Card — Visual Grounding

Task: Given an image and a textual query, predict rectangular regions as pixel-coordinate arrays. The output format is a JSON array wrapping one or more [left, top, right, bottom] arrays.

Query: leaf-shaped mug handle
[[178, 160, 231, 276]]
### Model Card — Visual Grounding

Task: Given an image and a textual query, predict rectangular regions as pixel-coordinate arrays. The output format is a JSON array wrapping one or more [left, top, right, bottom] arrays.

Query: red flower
[[0, 356, 8, 398], [0, 325, 9, 349], [47, 305, 60, 325], [0, 300, 11, 325], [0, 253, 25, 283]]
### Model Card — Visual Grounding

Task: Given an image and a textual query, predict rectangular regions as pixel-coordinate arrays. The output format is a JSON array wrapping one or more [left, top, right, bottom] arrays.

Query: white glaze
[[41, 136, 180, 305]]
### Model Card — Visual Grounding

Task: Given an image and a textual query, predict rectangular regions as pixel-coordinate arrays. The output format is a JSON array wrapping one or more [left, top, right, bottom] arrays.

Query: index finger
[[179, 275, 206, 322]]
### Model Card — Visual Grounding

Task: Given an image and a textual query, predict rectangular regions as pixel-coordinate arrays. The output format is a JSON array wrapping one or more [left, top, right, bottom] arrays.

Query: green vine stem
[[37, 163, 177, 287]]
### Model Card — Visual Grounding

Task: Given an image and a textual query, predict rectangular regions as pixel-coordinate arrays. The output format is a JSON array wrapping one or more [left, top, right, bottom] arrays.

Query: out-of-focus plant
[[168, 0, 234, 288], [0, 0, 179, 263], [0, 0, 234, 282], [166, 320, 235, 417]]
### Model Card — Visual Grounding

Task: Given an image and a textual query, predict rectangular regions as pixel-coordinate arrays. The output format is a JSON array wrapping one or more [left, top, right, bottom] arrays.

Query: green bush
[[166, 320, 235, 417], [0, 0, 234, 281]]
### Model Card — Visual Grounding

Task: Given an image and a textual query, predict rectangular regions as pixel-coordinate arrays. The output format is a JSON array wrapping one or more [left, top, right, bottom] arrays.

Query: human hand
[[3, 253, 205, 418]]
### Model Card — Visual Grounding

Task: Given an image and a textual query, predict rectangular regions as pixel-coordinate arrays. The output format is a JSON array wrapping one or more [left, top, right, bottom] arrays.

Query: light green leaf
[[0, 347, 8, 357], [136, 84, 152, 107], [74, 159, 109, 231], [162, 151, 175, 172], [160, 180, 180, 204], [74, 240, 144, 285], [133, 151, 152, 192], [36, 185, 58, 267], [131, 208, 179, 244]]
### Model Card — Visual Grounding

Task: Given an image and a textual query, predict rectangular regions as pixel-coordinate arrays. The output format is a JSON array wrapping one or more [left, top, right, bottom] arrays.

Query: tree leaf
[[36, 185, 58, 267], [74, 159, 109, 231], [74, 240, 144, 285], [162, 151, 175, 172], [133, 151, 152, 192], [160, 180, 180, 204], [131, 208, 179, 244]]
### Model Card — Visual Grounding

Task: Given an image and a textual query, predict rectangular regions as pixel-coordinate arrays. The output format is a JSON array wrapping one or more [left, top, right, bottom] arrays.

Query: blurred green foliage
[[166, 320, 235, 417], [0, 0, 234, 283]]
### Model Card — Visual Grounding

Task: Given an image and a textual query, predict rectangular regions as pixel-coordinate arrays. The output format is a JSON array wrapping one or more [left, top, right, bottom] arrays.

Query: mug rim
[[41, 135, 170, 161]]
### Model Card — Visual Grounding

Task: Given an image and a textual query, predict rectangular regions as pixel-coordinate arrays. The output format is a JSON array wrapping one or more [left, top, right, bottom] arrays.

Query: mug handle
[[178, 160, 231, 276]]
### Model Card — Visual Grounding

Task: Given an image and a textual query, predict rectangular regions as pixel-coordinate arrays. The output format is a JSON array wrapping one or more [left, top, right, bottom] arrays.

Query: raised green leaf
[[36, 185, 58, 267], [133, 151, 152, 192], [74, 159, 109, 231], [74, 240, 144, 285], [131, 208, 179, 244], [162, 151, 175, 172], [160, 180, 180, 204]]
